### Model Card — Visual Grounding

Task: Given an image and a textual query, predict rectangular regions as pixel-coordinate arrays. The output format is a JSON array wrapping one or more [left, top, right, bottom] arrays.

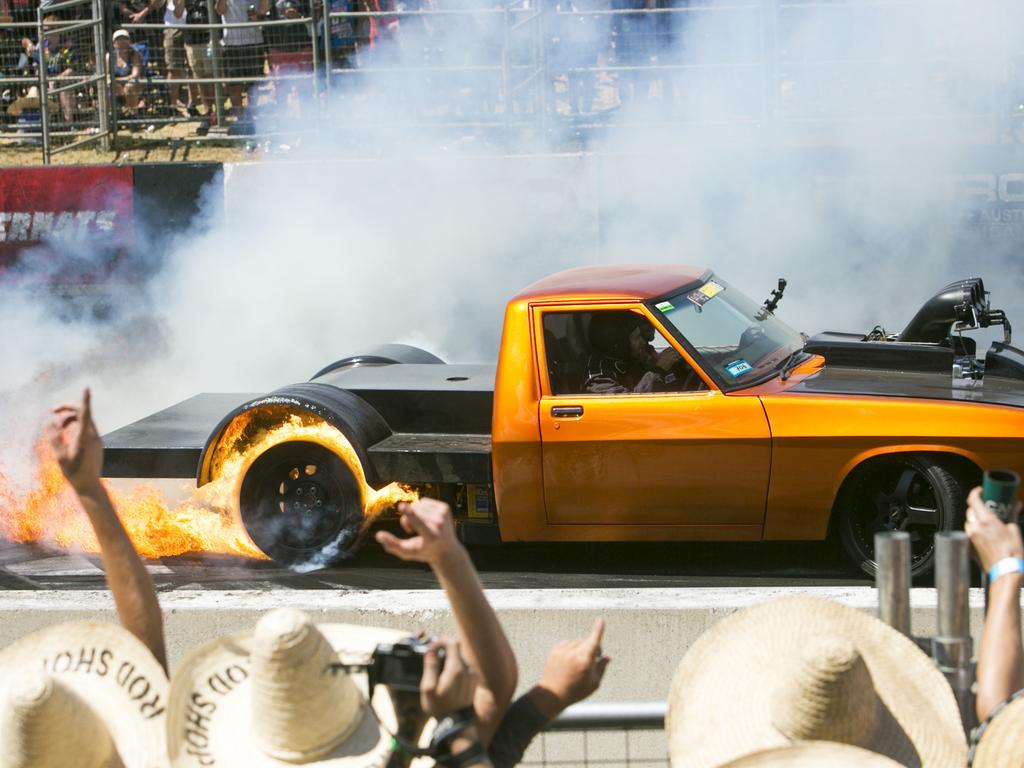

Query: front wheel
[[239, 440, 365, 569], [836, 454, 966, 579]]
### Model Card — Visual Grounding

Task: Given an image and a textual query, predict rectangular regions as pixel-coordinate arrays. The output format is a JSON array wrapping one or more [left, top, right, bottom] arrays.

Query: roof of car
[[513, 265, 709, 303]]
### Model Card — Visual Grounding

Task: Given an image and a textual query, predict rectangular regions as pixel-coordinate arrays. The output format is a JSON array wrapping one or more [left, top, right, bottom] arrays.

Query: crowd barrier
[[1, 0, 1021, 161]]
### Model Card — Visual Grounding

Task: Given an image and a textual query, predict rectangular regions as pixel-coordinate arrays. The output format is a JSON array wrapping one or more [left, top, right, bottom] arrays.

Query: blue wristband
[[988, 557, 1024, 584]]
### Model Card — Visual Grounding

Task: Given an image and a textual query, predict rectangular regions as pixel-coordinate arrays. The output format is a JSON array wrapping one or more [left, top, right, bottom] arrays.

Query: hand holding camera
[[420, 638, 475, 718], [965, 485, 1023, 573]]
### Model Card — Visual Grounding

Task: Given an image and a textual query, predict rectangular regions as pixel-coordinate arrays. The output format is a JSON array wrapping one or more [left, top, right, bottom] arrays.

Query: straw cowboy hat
[[968, 688, 1024, 768], [0, 620, 168, 768], [721, 742, 904, 767], [666, 596, 967, 768], [166, 608, 410, 767]]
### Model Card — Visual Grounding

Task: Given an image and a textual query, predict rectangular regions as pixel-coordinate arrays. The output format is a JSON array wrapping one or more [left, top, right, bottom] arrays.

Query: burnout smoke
[[2, 0, 1023, 557]]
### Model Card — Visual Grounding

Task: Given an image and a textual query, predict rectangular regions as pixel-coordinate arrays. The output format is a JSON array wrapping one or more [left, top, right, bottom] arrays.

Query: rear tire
[[239, 441, 364, 570], [836, 454, 966, 579]]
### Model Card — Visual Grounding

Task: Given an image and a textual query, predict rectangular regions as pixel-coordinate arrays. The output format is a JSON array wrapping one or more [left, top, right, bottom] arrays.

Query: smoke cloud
[[2, 0, 1024, 497]]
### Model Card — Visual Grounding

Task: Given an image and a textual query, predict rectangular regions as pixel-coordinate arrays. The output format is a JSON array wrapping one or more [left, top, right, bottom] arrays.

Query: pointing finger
[[587, 617, 606, 649]]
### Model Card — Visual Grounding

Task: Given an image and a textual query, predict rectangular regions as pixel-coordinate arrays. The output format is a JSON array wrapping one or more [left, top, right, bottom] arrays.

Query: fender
[[197, 382, 392, 487], [311, 344, 445, 380]]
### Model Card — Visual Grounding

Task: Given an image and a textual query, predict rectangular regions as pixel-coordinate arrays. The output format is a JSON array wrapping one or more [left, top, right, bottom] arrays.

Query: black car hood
[[787, 365, 1024, 409]]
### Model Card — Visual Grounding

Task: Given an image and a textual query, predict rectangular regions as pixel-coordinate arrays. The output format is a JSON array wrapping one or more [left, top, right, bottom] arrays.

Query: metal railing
[[523, 702, 668, 766], [1, 0, 1022, 159], [0, 0, 110, 161]]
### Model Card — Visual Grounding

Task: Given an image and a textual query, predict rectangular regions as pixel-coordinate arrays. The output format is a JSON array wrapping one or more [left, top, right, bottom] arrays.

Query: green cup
[[983, 469, 1021, 522]]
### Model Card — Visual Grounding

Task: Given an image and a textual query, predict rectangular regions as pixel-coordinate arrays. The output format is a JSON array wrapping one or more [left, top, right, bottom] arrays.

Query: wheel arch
[[311, 344, 445, 380], [197, 382, 392, 487], [826, 445, 981, 536]]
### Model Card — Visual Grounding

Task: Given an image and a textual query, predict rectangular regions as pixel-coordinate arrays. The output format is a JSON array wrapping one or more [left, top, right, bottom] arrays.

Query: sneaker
[[195, 119, 210, 136]]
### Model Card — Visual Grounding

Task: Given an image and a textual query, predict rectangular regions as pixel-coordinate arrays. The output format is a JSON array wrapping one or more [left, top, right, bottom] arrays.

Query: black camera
[[368, 637, 445, 692]]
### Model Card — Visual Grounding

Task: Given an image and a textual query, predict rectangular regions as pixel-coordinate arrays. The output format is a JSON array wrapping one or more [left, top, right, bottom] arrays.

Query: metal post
[[92, 0, 110, 149], [309, 12, 320, 111], [537, 0, 548, 140], [37, 7, 51, 164], [207, 0, 225, 120], [501, 2, 511, 147], [875, 531, 911, 636], [321, 0, 333, 99], [933, 531, 975, 733]]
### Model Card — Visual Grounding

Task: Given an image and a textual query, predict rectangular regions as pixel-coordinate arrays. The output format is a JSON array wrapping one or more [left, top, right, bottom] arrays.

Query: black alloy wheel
[[239, 441, 364, 568], [836, 454, 966, 579]]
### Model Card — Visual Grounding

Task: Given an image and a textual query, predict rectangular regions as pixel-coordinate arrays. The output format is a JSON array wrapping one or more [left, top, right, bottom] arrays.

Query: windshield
[[653, 276, 805, 387]]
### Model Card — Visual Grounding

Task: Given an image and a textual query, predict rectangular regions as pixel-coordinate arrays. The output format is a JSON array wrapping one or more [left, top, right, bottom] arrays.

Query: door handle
[[551, 405, 584, 418]]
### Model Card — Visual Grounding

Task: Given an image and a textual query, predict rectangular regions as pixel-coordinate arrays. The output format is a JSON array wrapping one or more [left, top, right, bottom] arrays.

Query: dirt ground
[[0, 141, 253, 165]]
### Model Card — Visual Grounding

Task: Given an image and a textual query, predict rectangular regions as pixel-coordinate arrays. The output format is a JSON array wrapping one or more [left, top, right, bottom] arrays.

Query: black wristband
[[430, 706, 477, 752], [437, 739, 489, 768]]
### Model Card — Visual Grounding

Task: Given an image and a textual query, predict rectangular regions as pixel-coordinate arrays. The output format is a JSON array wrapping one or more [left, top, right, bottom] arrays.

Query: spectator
[[220, 0, 269, 116], [158, 0, 199, 113], [266, 0, 311, 52], [20, 14, 77, 122], [0, 387, 170, 766], [115, 0, 161, 62], [376, 498, 518, 744], [964, 485, 1024, 722], [0, 0, 38, 26], [110, 28, 146, 119], [665, 595, 966, 767], [176, 0, 222, 133], [489, 619, 610, 767], [44, 388, 167, 669], [0, 20, 25, 119], [164, 607, 493, 767], [0, 620, 168, 767]]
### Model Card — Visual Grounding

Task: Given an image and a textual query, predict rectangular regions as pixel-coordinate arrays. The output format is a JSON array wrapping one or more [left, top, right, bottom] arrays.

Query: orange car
[[104, 265, 1024, 575]]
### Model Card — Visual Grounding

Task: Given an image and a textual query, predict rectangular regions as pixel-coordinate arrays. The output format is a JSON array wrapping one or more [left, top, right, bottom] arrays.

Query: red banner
[[0, 166, 134, 282]]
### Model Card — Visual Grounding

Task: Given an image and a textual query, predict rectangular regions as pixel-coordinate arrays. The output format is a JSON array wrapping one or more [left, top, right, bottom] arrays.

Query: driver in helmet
[[582, 311, 682, 394]]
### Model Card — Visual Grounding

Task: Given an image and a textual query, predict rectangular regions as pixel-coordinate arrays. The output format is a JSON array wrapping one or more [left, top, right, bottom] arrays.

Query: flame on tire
[[0, 409, 416, 561]]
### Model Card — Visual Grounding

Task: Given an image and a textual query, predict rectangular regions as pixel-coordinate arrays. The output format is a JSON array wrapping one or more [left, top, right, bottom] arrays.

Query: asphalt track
[[0, 535, 871, 591]]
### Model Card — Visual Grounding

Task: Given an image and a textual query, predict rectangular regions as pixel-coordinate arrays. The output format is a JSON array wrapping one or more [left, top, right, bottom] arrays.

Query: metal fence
[[1, 0, 109, 161], [523, 701, 668, 767], [1, 0, 1022, 159]]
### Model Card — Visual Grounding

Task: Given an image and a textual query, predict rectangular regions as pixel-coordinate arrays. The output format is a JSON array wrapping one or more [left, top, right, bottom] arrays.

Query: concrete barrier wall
[[0, 586, 996, 704]]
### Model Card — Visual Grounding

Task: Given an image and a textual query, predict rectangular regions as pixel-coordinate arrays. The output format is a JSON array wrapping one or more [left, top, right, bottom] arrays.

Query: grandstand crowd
[[0, 0, 760, 138], [1, 385, 1021, 767]]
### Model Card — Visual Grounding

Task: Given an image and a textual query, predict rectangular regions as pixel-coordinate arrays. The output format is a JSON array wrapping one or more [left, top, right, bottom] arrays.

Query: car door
[[536, 304, 772, 527]]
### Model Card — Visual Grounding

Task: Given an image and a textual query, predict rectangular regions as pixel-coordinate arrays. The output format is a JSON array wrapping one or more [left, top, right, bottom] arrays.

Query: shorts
[[163, 27, 187, 71], [224, 44, 265, 80], [184, 42, 213, 79]]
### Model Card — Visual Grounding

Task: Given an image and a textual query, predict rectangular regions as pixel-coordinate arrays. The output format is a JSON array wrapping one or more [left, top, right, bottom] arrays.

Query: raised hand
[[375, 498, 458, 566], [45, 387, 103, 492], [536, 618, 610, 716]]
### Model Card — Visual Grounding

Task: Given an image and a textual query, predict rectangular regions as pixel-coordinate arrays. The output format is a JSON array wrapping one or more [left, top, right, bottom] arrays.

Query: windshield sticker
[[724, 359, 753, 378], [685, 281, 725, 309], [655, 300, 674, 312], [686, 290, 712, 309], [699, 281, 724, 299]]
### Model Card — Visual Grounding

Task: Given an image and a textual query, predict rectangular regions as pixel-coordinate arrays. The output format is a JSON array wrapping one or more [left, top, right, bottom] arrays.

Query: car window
[[655, 276, 804, 387], [541, 310, 708, 396]]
